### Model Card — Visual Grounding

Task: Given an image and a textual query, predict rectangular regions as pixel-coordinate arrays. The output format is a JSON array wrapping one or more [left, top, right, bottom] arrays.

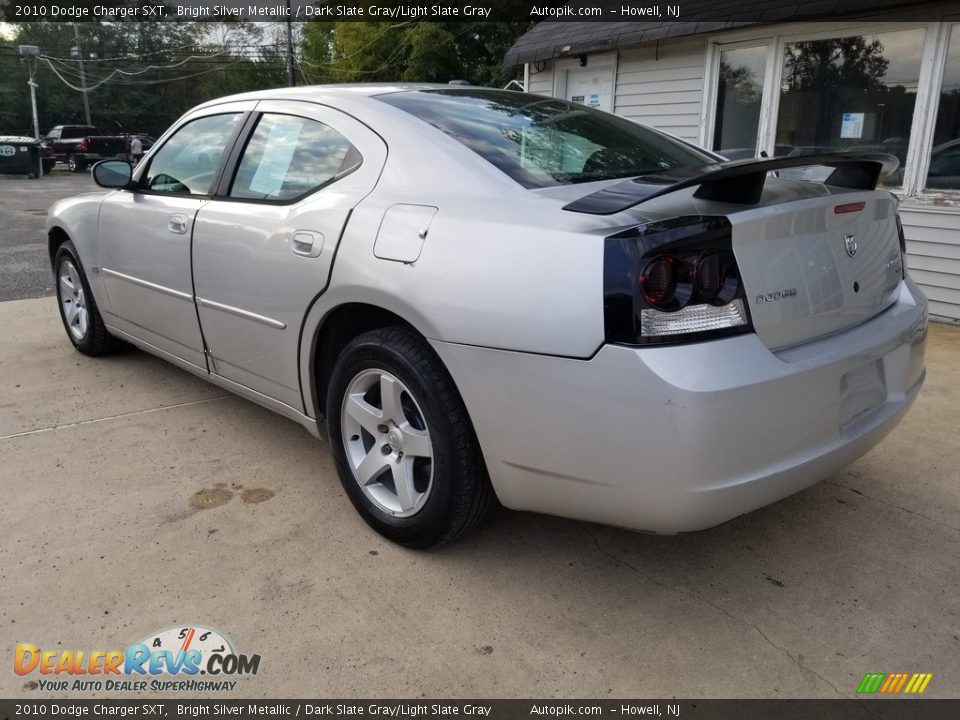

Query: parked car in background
[[923, 139, 960, 189], [46, 86, 927, 547], [43, 125, 126, 172], [886, 139, 960, 190]]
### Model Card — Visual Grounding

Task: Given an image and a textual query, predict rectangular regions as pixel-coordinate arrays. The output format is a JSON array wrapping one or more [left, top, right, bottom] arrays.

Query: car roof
[[193, 83, 479, 109]]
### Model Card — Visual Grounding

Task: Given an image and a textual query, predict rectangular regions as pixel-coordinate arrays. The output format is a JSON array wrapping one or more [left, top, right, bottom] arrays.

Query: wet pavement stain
[[241, 488, 275, 504], [189, 487, 234, 510]]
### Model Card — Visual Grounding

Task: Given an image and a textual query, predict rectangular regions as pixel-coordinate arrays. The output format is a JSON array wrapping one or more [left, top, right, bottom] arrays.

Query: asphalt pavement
[[0, 169, 92, 301]]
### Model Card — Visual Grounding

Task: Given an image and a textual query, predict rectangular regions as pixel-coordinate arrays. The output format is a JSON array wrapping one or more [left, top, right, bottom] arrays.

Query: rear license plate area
[[839, 359, 887, 432]]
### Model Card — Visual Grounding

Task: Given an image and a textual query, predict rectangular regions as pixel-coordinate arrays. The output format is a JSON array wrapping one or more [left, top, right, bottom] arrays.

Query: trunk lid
[[730, 189, 903, 350]]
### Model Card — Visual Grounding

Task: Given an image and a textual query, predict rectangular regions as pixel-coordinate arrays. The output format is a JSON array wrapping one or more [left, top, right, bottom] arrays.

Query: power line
[[38, 50, 235, 91], [40, 57, 246, 92]]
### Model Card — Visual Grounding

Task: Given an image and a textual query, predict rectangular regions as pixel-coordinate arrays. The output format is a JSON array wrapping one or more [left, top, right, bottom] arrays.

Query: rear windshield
[[378, 89, 714, 188]]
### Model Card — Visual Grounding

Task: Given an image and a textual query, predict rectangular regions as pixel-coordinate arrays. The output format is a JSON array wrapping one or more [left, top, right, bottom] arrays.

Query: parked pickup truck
[[43, 125, 127, 172]]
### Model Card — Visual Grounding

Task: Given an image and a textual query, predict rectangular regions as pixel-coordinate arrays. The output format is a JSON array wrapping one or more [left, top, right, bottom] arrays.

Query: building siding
[[526, 66, 553, 96], [901, 209, 960, 322], [524, 37, 708, 142], [613, 38, 707, 143]]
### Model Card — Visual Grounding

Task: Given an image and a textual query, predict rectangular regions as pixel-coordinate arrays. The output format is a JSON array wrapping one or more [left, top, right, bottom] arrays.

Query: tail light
[[891, 193, 907, 278], [78, 139, 89, 152], [604, 216, 752, 345]]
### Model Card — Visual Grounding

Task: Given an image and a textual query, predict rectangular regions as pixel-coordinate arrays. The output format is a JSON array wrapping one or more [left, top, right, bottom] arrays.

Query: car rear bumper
[[431, 278, 928, 533]]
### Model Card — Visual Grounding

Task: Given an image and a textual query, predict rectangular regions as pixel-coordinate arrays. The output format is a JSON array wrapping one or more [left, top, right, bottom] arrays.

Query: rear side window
[[229, 113, 361, 202], [378, 89, 714, 188], [62, 126, 96, 139], [144, 113, 241, 195]]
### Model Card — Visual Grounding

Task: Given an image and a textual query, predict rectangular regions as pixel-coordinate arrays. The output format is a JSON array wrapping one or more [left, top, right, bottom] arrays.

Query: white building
[[506, 3, 960, 323]]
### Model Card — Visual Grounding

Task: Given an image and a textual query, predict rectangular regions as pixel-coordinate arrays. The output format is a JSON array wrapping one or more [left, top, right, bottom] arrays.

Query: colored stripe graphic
[[857, 672, 932, 694], [857, 673, 886, 693]]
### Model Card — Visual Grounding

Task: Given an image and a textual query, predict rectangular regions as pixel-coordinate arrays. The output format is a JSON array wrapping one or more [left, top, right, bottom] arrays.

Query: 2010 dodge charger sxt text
[[46, 85, 928, 547]]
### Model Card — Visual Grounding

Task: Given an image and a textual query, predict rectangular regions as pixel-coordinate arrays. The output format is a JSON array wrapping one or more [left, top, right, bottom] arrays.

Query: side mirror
[[92, 160, 134, 189]]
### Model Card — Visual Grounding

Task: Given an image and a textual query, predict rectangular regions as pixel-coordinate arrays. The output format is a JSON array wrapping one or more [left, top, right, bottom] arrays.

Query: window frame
[[702, 17, 960, 206], [701, 38, 777, 158], [216, 110, 364, 207], [133, 109, 252, 199]]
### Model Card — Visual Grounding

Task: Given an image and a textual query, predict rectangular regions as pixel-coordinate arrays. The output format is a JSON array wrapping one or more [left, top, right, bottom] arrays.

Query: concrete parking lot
[[1, 173, 959, 699]]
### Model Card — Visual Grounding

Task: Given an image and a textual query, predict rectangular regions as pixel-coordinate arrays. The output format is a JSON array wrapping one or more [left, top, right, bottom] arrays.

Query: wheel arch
[[305, 301, 429, 423], [48, 225, 72, 265]]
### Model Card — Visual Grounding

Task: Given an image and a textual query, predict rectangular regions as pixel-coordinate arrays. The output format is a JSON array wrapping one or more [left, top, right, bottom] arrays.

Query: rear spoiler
[[562, 153, 900, 215]]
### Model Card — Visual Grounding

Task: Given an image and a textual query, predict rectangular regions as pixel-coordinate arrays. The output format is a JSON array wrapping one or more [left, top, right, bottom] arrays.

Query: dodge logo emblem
[[844, 233, 858, 258]]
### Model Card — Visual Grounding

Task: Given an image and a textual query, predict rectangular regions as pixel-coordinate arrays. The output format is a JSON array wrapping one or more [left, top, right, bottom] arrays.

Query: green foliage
[[1, 21, 288, 137], [0, 19, 530, 138], [300, 20, 530, 87], [784, 37, 891, 92]]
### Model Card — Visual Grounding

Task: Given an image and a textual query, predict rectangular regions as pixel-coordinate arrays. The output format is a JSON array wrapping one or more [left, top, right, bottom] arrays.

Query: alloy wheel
[[59, 260, 89, 340], [340, 369, 434, 517]]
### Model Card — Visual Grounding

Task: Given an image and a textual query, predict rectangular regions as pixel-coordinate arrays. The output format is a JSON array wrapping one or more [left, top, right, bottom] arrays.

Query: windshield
[[378, 89, 715, 188]]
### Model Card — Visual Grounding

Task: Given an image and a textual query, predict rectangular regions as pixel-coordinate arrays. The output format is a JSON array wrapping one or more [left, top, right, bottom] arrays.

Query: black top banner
[[0, 0, 950, 23]]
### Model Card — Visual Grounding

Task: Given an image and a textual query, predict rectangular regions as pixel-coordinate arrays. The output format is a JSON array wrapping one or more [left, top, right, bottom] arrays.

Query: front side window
[[379, 89, 715, 188], [144, 113, 240, 195], [774, 29, 925, 187], [713, 45, 768, 159], [229, 114, 361, 202], [927, 24, 960, 190]]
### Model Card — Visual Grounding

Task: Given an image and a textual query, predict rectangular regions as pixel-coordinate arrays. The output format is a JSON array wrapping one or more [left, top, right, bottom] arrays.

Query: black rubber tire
[[326, 326, 495, 548], [67, 155, 85, 173], [53, 240, 121, 356]]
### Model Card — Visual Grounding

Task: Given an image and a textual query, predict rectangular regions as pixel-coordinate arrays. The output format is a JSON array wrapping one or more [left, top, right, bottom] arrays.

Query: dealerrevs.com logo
[[14, 625, 261, 692]]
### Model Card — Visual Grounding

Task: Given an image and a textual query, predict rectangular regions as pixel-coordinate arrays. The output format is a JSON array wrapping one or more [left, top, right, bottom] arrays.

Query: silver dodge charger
[[46, 85, 928, 547]]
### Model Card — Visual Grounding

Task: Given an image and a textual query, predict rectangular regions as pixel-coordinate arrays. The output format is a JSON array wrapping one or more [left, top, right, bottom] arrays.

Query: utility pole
[[19, 45, 41, 140], [285, 0, 295, 87], [72, 23, 92, 126]]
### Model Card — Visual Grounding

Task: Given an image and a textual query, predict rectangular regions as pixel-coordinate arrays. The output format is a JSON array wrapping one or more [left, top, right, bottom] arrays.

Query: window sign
[[840, 112, 865, 139], [248, 119, 302, 197]]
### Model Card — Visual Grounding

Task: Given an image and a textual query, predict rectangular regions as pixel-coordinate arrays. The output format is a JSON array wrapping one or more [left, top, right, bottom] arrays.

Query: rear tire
[[67, 155, 85, 173], [326, 326, 495, 548], [53, 240, 120, 356]]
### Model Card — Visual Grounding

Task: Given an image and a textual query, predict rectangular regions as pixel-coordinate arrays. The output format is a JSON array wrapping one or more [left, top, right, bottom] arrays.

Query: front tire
[[326, 326, 494, 548], [54, 241, 120, 356]]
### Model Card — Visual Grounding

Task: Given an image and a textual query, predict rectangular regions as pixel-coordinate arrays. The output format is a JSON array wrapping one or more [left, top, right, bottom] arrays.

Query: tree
[[0, 21, 289, 136], [780, 36, 891, 147], [300, 20, 531, 87], [783, 36, 890, 93]]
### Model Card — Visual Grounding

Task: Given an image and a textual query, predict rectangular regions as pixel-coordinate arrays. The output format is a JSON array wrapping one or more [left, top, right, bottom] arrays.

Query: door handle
[[291, 230, 324, 258], [168, 214, 188, 234]]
